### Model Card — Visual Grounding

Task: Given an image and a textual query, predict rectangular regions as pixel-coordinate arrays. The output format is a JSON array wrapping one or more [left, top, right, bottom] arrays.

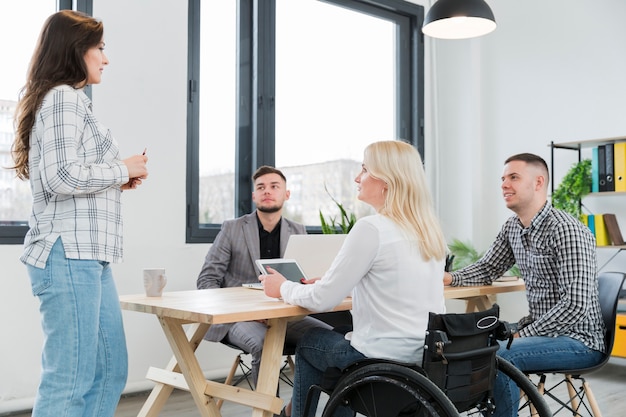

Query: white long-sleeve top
[[281, 214, 445, 363]]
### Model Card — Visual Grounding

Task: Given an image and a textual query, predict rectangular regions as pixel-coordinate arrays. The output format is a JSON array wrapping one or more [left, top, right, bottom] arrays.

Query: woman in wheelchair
[[261, 140, 448, 417]]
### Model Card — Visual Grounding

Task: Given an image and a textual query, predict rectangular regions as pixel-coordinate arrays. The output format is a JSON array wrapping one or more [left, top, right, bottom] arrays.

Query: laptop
[[242, 234, 347, 289], [284, 234, 347, 278]]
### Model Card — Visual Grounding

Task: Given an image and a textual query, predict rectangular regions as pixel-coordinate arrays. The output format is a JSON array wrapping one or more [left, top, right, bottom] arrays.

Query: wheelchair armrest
[[440, 344, 499, 360]]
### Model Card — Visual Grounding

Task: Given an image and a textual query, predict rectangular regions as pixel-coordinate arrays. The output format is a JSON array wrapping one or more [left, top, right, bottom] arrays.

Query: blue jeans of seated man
[[494, 336, 603, 417], [26, 239, 128, 417], [291, 327, 366, 417]]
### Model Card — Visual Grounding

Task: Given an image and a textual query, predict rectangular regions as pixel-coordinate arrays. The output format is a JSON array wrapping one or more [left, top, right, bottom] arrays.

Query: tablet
[[255, 258, 307, 283]]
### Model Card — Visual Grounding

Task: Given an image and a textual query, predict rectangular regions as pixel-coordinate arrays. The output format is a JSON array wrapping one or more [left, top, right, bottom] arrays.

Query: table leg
[[138, 322, 209, 417], [159, 318, 220, 417], [252, 317, 288, 417], [464, 295, 496, 313]]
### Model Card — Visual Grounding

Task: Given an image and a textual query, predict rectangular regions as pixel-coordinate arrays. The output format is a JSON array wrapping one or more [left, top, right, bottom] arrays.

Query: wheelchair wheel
[[458, 357, 552, 417], [321, 362, 460, 417]]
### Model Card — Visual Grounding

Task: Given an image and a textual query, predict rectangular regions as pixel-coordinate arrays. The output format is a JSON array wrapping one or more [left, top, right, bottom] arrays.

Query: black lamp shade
[[423, 0, 496, 40]]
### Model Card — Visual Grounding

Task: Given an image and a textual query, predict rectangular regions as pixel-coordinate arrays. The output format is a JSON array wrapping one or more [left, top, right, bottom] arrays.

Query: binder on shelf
[[615, 142, 626, 192], [581, 214, 589, 227], [603, 213, 625, 246], [598, 145, 608, 191], [605, 143, 615, 192], [594, 214, 610, 246], [588, 214, 596, 236], [591, 147, 599, 192]]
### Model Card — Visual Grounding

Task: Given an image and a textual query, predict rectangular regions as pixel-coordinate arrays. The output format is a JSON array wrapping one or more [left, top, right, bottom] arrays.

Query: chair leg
[[582, 379, 602, 417], [565, 375, 582, 417], [287, 355, 295, 373], [279, 357, 294, 386], [536, 374, 546, 395]]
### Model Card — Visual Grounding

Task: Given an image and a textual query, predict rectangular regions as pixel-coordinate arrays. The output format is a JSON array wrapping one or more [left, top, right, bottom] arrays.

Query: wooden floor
[[4, 356, 626, 417]]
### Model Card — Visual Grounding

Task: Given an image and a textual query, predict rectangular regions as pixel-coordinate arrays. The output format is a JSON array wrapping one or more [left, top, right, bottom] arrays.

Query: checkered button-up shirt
[[450, 202, 605, 352], [21, 85, 129, 268]]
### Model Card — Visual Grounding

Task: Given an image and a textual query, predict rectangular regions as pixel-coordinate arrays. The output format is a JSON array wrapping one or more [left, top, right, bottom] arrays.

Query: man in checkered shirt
[[443, 153, 605, 417]]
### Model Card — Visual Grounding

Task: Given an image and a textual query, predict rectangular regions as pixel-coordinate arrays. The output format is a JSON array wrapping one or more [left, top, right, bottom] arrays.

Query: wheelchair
[[303, 304, 552, 417]]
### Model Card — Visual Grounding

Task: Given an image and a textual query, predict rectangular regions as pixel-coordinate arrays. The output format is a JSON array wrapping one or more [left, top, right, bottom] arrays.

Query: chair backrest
[[597, 271, 626, 355]]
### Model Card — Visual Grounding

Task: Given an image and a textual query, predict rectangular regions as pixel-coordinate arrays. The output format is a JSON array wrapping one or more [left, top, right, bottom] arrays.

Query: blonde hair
[[364, 140, 446, 261]]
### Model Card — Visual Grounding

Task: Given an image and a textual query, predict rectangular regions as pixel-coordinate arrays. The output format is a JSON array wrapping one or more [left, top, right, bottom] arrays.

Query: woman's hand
[[300, 277, 321, 284], [260, 267, 287, 298], [121, 177, 143, 190], [123, 153, 148, 190]]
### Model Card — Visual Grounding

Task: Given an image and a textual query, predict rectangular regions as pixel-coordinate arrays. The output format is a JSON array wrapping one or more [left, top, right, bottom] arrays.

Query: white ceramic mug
[[143, 268, 167, 297]]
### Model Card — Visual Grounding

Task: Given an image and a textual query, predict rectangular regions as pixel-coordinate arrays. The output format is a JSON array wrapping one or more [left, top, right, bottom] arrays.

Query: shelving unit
[[552, 137, 626, 358], [550, 136, 626, 267], [549, 135, 626, 194]]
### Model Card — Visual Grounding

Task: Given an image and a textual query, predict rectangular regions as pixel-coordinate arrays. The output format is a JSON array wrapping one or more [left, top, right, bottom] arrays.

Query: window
[[197, 1, 237, 226], [0, 0, 93, 244], [187, 0, 424, 243]]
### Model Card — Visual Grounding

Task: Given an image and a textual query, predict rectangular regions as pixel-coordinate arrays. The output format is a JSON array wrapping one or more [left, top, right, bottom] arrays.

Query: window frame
[[0, 0, 93, 244], [186, 0, 425, 243]]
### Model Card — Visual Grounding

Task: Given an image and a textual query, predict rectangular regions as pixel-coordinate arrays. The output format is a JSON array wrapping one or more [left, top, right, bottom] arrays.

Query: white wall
[[2, 0, 626, 412]]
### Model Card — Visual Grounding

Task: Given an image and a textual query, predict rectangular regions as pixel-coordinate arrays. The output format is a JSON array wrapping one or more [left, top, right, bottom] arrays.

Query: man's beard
[[257, 204, 282, 214]]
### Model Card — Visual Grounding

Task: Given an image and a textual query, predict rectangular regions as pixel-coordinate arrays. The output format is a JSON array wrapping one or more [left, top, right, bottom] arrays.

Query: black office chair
[[524, 271, 626, 417], [302, 304, 551, 417]]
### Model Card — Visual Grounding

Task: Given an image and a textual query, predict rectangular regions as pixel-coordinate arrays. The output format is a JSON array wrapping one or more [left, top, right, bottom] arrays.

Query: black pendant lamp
[[422, 0, 496, 40]]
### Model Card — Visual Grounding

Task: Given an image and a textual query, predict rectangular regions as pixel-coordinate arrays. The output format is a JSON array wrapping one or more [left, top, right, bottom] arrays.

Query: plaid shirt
[[450, 202, 605, 352], [21, 85, 129, 268]]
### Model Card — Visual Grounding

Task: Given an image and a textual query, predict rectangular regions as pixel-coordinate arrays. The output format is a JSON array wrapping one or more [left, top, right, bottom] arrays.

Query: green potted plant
[[551, 159, 592, 219], [448, 238, 520, 277], [319, 186, 356, 234]]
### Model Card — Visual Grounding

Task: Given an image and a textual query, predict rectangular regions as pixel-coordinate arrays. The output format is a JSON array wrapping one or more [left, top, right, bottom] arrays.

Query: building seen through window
[[0, 2, 55, 232]]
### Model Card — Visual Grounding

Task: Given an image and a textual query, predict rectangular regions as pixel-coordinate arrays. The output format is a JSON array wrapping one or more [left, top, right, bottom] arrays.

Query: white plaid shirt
[[450, 202, 605, 352], [21, 85, 129, 268]]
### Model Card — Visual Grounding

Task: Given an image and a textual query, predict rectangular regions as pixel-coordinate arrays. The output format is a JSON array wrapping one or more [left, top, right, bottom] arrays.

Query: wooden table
[[120, 280, 525, 417], [120, 288, 351, 417], [445, 279, 526, 312]]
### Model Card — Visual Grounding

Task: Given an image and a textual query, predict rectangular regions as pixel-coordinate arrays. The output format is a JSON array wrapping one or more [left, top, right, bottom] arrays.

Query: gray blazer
[[197, 212, 306, 342]]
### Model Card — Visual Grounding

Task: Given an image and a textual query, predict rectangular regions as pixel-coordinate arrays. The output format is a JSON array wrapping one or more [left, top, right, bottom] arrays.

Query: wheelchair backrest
[[422, 304, 501, 412]]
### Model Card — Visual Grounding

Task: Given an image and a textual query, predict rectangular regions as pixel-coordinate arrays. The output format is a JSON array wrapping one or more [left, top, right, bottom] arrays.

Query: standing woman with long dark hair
[[11, 10, 148, 417]]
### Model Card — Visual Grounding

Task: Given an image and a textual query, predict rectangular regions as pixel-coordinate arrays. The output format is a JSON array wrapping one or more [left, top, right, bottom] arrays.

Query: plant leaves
[[551, 159, 592, 219]]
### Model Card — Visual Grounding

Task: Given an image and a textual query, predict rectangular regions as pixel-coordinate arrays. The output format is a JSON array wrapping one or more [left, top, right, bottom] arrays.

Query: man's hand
[[443, 272, 452, 286]]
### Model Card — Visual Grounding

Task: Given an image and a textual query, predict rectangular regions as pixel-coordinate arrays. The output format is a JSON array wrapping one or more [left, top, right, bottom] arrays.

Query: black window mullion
[[254, 0, 276, 168], [186, 0, 212, 242], [235, 0, 255, 217], [396, 8, 425, 160]]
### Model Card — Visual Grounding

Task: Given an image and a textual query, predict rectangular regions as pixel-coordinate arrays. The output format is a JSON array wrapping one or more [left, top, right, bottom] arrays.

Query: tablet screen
[[255, 259, 307, 283]]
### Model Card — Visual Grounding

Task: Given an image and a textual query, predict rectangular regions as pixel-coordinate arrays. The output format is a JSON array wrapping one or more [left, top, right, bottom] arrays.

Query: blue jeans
[[292, 327, 366, 417], [26, 239, 128, 417], [494, 336, 603, 417]]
